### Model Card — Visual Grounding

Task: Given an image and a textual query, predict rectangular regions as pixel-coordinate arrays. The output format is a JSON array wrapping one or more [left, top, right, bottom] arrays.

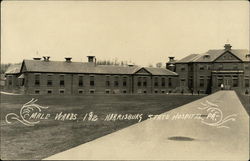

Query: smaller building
[[4, 64, 23, 93]]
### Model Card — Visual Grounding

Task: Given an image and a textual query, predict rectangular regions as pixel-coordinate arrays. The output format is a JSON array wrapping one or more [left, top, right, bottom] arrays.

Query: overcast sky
[[1, 1, 249, 66]]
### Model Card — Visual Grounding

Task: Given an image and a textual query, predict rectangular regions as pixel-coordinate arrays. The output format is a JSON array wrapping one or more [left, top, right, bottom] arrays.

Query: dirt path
[[0, 91, 22, 95]]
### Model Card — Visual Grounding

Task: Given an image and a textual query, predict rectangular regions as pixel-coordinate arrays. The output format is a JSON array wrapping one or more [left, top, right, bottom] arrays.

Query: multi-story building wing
[[167, 44, 250, 94], [5, 56, 178, 95]]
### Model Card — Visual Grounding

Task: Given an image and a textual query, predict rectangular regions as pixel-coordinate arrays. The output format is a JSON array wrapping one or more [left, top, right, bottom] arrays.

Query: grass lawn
[[235, 91, 250, 115], [0, 94, 204, 160]]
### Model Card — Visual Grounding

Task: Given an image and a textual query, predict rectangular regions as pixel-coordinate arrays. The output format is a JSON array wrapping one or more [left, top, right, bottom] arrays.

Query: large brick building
[[5, 43, 250, 95], [4, 56, 178, 95], [167, 44, 250, 94]]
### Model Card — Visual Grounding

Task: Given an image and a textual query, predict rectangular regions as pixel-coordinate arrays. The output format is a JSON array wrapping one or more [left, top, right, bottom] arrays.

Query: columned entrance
[[211, 70, 244, 92]]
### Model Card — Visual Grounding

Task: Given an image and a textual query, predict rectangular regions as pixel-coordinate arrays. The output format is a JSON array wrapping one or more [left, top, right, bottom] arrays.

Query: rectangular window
[[233, 79, 238, 87], [35, 90, 40, 94], [168, 78, 172, 87], [199, 79, 204, 87], [245, 79, 249, 87], [47, 75, 53, 86], [143, 77, 147, 87], [154, 77, 158, 87], [8, 76, 12, 86], [199, 65, 205, 70], [161, 77, 165, 87], [89, 89, 95, 94], [122, 90, 127, 93], [47, 90, 52, 94], [207, 65, 211, 70], [20, 78, 25, 86], [123, 77, 127, 87], [245, 64, 249, 70], [105, 89, 110, 94], [106, 76, 110, 87], [181, 66, 185, 71], [35, 74, 40, 86], [90, 76, 95, 86], [114, 76, 119, 87], [188, 79, 193, 87], [79, 76, 83, 87], [78, 90, 84, 94], [219, 64, 223, 70], [59, 75, 65, 86], [59, 89, 65, 94], [180, 79, 186, 86], [137, 77, 142, 86]]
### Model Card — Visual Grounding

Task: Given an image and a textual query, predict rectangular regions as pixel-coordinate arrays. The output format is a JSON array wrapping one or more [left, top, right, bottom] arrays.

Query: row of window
[[179, 64, 249, 71], [33, 89, 171, 94], [33, 75, 173, 87], [34, 75, 128, 87], [180, 77, 249, 88], [139, 77, 172, 87]]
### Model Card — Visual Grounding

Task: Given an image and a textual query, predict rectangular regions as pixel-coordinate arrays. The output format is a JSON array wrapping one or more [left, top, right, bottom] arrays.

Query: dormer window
[[203, 54, 210, 59]]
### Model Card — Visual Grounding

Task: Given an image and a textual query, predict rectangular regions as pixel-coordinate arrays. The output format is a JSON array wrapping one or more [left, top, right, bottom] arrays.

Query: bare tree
[[156, 62, 163, 68], [148, 63, 153, 67]]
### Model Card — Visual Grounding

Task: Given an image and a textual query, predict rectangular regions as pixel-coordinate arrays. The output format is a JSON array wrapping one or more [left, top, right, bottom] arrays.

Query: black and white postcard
[[1, 0, 249, 160]]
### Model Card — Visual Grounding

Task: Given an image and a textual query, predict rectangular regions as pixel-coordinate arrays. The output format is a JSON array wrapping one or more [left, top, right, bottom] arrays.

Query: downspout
[[150, 75, 153, 94], [131, 75, 134, 94], [71, 74, 73, 95]]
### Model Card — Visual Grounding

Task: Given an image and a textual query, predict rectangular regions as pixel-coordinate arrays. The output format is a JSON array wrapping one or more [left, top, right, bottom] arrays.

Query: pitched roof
[[144, 67, 178, 76], [176, 49, 250, 63], [21, 60, 177, 76], [5, 64, 22, 74], [176, 54, 200, 63]]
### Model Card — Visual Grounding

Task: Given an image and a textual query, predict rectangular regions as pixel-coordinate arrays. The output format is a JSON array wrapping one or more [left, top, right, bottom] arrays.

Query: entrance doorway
[[224, 77, 232, 90]]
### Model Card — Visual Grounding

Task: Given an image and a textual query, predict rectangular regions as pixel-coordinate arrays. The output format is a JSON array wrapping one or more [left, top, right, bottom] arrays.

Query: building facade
[[4, 56, 179, 95], [167, 44, 250, 94], [5, 44, 249, 95]]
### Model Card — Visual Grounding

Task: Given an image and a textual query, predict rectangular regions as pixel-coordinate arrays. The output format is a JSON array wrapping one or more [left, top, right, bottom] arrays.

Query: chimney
[[224, 44, 232, 50], [65, 57, 72, 62], [168, 56, 175, 62], [33, 57, 41, 60], [166, 56, 176, 72], [87, 56, 95, 63], [43, 56, 50, 61]]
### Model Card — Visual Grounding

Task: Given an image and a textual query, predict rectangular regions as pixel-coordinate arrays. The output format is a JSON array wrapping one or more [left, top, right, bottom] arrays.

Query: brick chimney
[[43, 56, 50, 61], [224, 44, 232, 50], [65, 57, 72, 62], [168, 56, 175, 62], [166, 56, 176, 72], [87, 56, 95, 63]]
